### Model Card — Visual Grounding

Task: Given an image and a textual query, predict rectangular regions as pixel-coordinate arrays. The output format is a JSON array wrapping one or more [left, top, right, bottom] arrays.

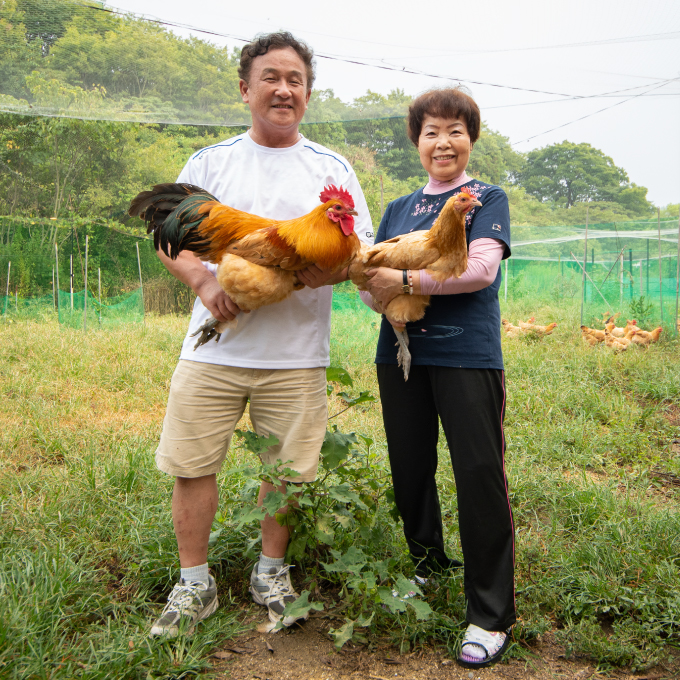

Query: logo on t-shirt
[[492, 223, 502, 231]]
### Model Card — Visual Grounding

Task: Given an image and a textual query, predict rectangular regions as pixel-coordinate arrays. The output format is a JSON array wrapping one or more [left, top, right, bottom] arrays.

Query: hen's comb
[[319, 185, 355, 209]]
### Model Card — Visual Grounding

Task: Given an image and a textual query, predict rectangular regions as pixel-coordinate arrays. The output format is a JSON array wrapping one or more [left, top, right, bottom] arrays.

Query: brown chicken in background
[[349, 190, 480, 379], [629, 326, 662, 346], [580, 325, 605, 346], [129, 183, 360, 347], [604, 327, 632, 352], [501, 319, 523, 338]]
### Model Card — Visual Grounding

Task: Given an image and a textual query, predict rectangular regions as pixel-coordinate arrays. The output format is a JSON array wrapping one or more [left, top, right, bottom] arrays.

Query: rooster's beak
[[348, 209, 358, 216]]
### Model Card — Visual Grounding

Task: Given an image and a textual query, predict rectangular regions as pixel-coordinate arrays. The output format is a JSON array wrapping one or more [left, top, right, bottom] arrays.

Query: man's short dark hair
[[407, 88, 481, 146], [238, 31, 316, 90]]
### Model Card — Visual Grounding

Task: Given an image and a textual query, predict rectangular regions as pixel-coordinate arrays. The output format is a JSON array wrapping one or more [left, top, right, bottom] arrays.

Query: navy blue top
[[374, 179, 512, 369]]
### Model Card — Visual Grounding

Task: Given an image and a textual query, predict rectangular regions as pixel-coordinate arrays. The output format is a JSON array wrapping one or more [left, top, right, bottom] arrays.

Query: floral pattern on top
[[411, 182, 490, 228]]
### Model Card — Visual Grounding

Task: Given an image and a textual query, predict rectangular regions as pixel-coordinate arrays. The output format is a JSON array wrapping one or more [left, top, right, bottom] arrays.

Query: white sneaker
[[149, 576, 218, 637], [249, 564, 306, 627]]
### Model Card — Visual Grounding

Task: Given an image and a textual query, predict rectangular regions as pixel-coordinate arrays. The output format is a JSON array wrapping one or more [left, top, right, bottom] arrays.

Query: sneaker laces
[[461, 624, 506, 661], [257, 565, 293, 600], [162, 580, 206, 615]]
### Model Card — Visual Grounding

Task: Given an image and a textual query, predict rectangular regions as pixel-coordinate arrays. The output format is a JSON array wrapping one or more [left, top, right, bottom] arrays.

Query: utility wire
[[69, 1, 620, 100], [512, 77, 679, 145]]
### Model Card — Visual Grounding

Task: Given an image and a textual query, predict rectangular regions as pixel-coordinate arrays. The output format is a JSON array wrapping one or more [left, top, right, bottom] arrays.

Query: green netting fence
[[1, 288, 144, 327]]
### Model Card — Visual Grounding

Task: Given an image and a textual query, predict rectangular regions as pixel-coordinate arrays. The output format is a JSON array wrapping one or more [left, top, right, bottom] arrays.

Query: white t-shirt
[[175, 131, 374, 369]]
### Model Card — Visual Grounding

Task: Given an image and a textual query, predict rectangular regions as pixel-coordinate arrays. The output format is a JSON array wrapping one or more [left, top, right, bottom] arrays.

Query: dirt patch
[[209, 614, 676, 680]]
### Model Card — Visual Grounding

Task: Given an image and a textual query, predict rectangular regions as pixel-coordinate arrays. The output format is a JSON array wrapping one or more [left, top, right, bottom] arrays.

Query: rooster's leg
[[189, 316, 236, 350], [393, 327, 411, 381]]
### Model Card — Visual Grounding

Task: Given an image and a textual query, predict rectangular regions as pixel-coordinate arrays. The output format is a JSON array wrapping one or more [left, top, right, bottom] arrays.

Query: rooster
[[129, 183, 360, 347], [349, 190, 479, 379]]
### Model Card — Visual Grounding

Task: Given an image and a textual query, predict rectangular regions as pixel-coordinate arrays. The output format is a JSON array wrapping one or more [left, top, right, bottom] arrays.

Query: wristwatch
[[402, 270, 410, 294]]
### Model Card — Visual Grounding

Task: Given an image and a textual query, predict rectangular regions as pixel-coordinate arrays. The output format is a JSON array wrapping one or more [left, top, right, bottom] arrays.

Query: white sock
[[257, 553, 284, 575], [180, 563, 210, 586]]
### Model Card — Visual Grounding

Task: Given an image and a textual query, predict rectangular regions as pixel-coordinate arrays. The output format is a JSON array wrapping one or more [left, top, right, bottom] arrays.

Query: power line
[[72, 1, 603, 100], [512, 77, 679, 145]]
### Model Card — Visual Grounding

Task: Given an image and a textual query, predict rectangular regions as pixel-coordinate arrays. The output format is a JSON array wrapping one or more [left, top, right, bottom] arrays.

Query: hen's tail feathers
[[394, 327, 411, 381], [128, 183, 219, 259]]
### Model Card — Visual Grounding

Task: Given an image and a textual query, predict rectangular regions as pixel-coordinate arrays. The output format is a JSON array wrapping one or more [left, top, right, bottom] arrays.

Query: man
[[149, 31, 373, 637]]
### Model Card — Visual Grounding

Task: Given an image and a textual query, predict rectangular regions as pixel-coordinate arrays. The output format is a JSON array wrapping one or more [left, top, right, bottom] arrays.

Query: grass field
[[1, 301, 679, 679]]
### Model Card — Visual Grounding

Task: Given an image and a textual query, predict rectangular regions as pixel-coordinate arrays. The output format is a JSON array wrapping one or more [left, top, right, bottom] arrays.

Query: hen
[[580, 325, 605, 346], [349, 190, 480, 379], [628, 326, 662, 346], [130, 183, 360, 347]]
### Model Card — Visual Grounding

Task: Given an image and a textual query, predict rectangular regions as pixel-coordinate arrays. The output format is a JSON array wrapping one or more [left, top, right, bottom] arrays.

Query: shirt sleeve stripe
[[191, 137, 243, 160], [303, 145, 348, 172]]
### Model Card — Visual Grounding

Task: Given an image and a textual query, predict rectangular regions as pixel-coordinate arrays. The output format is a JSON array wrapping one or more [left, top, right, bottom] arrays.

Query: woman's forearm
[[418, 238, 505, 295]]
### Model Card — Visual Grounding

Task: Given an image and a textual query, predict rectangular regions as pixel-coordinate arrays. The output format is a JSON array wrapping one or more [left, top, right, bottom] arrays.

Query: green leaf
[[260, 489, 288, 517], [328, 620, 354, 649], [285, 533, 308, 563], [337, 390, 377, 407], [234, 429, 280, 455], [356, 612, 374, 627], [326, 366, 353, 387], [328, 483, 365, 507], [378, 586, 407, 613], [207, 528, 223, 546], [315, 514, 335, 544], [274, 590, 323, 631], [322, 546, 368, 576], [320, 428, 359, 470], [394, 574, 422, 599], [407, 598, 433, 620]]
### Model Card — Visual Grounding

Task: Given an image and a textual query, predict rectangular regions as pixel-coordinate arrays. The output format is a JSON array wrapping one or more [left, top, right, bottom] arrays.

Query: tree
[[515, 141, 651, 213], [468, 124, 523, 186]]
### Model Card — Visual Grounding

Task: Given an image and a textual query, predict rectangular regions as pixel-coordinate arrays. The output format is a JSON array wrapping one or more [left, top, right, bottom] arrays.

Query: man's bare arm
[[157, 250, 245, 322]]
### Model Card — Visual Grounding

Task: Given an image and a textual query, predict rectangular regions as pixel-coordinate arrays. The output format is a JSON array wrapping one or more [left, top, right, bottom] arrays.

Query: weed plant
[[0, 299, 679, 677]]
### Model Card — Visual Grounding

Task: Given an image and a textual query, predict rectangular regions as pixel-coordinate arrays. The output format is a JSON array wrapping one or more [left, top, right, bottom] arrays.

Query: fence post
[[580, 207, 589, 325], [98, 268, 102, 327], [628, 249, 633, 300], [646, 239, 649, 296], [136, 242, 145, 326], [675, 206, 680, 336], [3, 261, 10, 318], [84, 235, 88, 333], [657, 209, 663, 327], [70, 254, 74, 311], [55, 244, 60, 317]]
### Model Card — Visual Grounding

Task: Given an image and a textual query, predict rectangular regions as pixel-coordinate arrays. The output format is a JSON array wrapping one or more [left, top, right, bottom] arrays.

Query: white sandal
[[457, 623, 511, 668]]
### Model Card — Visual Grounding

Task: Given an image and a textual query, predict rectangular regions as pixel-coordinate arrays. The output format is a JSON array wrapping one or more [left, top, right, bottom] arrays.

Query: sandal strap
[[461, 624, 507, 659]]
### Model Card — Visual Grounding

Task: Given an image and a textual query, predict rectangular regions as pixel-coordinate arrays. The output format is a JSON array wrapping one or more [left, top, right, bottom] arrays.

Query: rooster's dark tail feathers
[[128, 183, 218, 259]]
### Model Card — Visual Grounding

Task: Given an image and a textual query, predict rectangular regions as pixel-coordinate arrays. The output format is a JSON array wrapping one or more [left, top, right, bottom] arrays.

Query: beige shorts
[[155, 360, 327, 482]]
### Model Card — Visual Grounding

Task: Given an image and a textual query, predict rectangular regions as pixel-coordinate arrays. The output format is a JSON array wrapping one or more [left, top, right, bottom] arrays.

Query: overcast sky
[[108, 0, 680, 207]]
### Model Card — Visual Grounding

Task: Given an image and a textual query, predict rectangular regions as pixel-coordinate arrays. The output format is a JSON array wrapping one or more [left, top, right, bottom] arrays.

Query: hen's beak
[[471, 199, 482, 208]]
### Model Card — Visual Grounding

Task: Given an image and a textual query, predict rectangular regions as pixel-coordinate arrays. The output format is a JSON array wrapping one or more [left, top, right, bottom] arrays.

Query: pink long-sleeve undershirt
[[419, 238, 505, 294], [358, 237, 505, 312]]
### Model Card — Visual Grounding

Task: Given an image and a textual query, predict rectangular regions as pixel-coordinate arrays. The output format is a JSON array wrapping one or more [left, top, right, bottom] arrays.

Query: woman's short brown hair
[[238, 31, 316, 90], [407, 88, 481, 146]]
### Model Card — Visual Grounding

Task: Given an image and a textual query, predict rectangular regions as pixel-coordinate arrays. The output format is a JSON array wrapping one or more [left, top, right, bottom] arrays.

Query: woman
[[363, 88, 516, 669]]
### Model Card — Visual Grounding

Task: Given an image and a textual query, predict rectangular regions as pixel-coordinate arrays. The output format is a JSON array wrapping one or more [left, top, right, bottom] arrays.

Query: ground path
[[210, 612, 674, 680]]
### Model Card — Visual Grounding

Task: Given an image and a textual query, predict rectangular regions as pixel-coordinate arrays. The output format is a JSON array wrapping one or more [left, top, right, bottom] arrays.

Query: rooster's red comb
[[319, 185, 355, 209]]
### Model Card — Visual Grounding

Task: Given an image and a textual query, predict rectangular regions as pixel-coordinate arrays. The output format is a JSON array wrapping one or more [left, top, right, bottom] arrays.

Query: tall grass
[[0, 301, 679, 677]]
